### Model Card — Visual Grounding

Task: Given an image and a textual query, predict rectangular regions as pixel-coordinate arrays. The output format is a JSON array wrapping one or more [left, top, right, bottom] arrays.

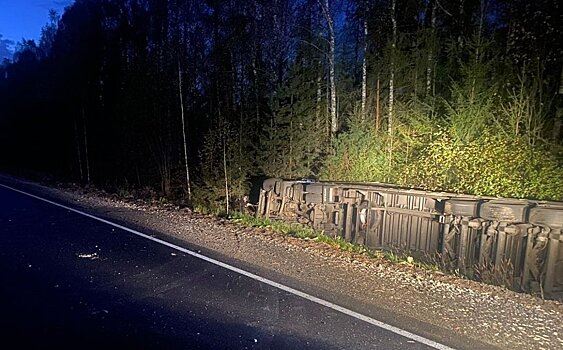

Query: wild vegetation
[[231, 212, 437, 270], [0, 0, 561, 212]]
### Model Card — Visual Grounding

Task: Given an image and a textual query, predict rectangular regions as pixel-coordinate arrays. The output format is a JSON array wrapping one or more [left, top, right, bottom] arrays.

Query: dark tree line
[[1, 0, 562, 210]]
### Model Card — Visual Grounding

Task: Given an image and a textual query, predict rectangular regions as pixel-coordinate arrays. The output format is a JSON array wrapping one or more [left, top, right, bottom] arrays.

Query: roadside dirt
[[5, 177, 563, 350]]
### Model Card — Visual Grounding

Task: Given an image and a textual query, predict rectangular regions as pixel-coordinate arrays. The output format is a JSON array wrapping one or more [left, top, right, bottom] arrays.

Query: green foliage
[[494, 73, 549, 146], [197, 122, 251, 214], [323, 122, 563, 200], [231, 212, 378, 255], [321, 121, 390, 183], [259, 57, 327, 179], [405, 133, 563, 200], [230, 212, 439, 270], [320, 35, 562, 202], [321, 103, 437, 185], [443, 38, 498, 142], [321, 66, 563, 200], [231, 212, 322, 239]]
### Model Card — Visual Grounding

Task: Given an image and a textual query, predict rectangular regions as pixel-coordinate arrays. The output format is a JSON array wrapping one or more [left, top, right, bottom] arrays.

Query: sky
[[0, 0, 73, 58]]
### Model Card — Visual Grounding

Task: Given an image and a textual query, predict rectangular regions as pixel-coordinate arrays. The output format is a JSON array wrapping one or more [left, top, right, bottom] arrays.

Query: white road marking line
[[0, 183, 455, 350]]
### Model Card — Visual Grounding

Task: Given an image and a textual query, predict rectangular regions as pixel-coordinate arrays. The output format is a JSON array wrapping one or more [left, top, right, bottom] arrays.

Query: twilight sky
[[0, 0, 73, 49]]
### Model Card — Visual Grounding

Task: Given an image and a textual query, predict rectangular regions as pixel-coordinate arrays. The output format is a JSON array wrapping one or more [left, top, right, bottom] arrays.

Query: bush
[[404, 133, 563, 200], [321, 117, 563, 201], [321, 124, 391, 183]]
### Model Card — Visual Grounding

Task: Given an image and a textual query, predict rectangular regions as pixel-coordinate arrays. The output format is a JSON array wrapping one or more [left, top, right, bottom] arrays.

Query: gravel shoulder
[[1, 174, 562, 350]]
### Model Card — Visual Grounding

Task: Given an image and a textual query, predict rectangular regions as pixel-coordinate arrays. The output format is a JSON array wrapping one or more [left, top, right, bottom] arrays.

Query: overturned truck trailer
[[256, 178, 563, 298]]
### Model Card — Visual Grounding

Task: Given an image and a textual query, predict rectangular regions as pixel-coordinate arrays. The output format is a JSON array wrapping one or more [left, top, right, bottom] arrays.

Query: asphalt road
[[0, 182, 452, 350]]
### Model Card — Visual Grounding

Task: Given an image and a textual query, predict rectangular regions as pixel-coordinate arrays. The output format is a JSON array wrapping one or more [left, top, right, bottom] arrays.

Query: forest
[[0, 0, 562, 212]]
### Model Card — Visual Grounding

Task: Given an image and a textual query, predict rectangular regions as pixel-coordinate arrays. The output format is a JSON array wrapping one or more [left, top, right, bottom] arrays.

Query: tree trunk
[[316, 62, 322, 123], [477, 0, 486, 48], [315, 63, 324, 154], [361, 12, 368, 120], [388, 0, 397, 178], [289, 93, 294, 172], [426, 0, 436, 97], [81, 104, 91, 185], [389, 0, 396, 137], [376, 78, 381, 130], [555, 65, 563, 144], [325, 0, 338, 138], [458, 0, 465, 50], [74, 118, 83, 181], [162, 159, 171, 197], [178, 58, 192, 201], [223, 129, 230, 215]]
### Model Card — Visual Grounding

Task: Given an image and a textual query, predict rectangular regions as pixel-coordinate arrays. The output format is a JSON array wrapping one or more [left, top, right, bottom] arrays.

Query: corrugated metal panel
[[257, 179, 563, 298]]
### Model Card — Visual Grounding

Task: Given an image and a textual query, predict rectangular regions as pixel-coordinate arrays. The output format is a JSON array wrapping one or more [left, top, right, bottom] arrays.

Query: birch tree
[[361, 1, 368, 120], [322, 0, 338, 138], [388, 0, 397, 136], [178, 58, 192, 201]]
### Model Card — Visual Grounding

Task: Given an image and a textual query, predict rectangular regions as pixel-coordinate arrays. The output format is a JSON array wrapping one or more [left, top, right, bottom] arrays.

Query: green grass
[[229, 212, 440, 271]]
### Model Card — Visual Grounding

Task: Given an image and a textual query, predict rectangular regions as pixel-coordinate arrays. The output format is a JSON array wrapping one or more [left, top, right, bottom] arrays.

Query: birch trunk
[[361, 11, 368, 120], [388, 0, 396, 137], [388, 0, 397, 178], [325, 0, 338, 137], [178, 59, 192, 201]]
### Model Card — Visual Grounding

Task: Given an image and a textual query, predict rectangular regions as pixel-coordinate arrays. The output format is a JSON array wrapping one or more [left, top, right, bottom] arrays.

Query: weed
[[229, 212, 438, 271], [474, 259, 515, 289]]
